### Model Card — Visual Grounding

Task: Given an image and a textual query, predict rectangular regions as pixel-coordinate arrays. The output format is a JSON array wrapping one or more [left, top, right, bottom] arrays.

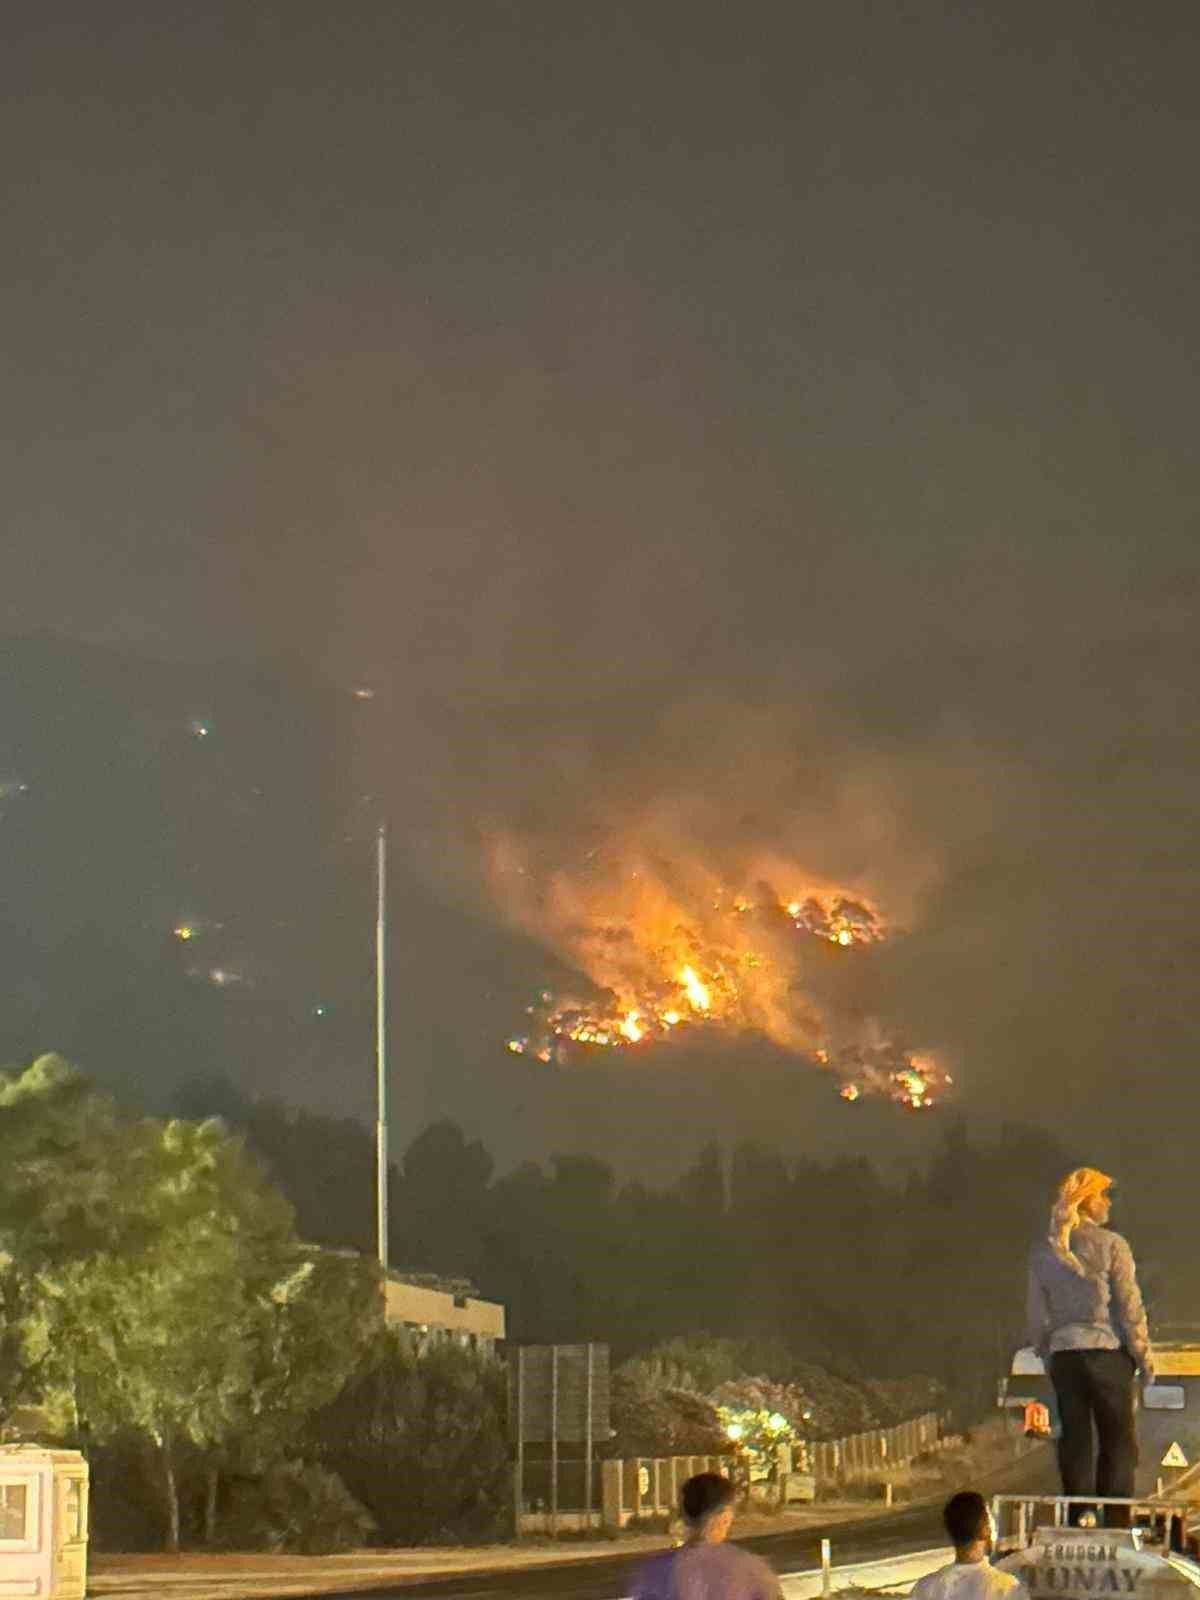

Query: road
[[303, 1444, 1057, 1600]]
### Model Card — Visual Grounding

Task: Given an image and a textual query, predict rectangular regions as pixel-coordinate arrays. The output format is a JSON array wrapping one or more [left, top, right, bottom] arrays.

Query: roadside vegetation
[[0, 1052, 1062, 1553]]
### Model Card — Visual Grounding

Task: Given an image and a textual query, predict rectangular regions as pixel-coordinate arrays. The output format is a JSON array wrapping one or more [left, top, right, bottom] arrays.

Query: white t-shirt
[[911, 1559, 1028, 1600]]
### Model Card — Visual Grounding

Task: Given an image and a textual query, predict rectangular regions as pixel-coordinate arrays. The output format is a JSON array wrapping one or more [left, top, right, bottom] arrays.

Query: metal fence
[[806, 1409, 945, 1483], [521, 1457, 601, 1513], [518, 1410, 950, 1534]]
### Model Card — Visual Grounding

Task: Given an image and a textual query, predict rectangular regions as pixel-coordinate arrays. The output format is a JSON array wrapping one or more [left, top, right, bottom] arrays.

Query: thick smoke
[[375, 684, 1020, 1109]]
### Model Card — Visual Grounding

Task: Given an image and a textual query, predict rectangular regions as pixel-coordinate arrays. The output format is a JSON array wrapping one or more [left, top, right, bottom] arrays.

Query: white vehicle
[[989, 1338, 1200, 1600], [1000, 1343, 1200, 1495], [991, 1494, 1200, 1599]]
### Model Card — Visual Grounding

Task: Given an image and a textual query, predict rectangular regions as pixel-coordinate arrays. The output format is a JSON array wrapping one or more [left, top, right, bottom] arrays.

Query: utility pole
[[375, 821, 389, 1271]]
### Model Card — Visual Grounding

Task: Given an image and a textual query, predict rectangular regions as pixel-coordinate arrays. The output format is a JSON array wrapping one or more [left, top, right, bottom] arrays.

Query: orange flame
[[619, 1010, 644, 1043], [489, 831, 947, 1109], [680, 965, 711, 1013]]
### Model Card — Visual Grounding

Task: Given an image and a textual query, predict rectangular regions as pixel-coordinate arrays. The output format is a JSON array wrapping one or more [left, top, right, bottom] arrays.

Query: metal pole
[[585, 1343, 594, 1533], [821, 1537, 832, 1597], [514, 1348, 525, 1539], [551, 1345, 559, 1539], [375, 822, 389, 1271]]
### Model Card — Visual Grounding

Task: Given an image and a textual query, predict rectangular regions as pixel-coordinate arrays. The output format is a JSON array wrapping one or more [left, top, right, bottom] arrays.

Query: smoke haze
[[2, 2, 1199, 1207]]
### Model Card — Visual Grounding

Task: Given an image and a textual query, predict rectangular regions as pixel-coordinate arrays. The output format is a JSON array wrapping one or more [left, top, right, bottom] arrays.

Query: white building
[[383, 1272, 505, 1355]]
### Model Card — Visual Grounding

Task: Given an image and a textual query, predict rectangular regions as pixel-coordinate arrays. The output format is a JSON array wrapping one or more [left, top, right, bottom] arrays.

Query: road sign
[[1161, 1441, 1188, 1468], [509, 1343, 610, 1443], [510, 1343, 611, 1539]]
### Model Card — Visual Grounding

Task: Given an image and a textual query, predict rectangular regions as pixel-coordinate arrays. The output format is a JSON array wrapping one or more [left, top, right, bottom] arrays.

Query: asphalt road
[[304, 1444, 1057, 1600]]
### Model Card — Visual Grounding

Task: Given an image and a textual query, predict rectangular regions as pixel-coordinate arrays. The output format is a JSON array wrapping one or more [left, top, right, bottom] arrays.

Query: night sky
[[4, 4, 1200, 1201]]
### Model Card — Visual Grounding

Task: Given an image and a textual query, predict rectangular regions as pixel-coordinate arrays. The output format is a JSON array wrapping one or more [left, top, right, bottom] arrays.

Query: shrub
[[221, 1462, 375, 1554], [87, 1435, 175, 1551], [307, 1335, 511, 1545], [605, 1371, 730, 1459]]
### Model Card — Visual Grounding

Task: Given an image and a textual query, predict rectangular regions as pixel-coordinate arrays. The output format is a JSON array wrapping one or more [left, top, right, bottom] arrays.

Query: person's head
[[1048, 1167, 1114, 1272], [680, 1472, 736, 1543], [1079, 1179, 1113, 1226], [943, 1491, 992, 1556]]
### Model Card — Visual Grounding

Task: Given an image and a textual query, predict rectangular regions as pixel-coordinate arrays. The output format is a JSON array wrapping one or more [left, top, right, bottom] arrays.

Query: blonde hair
[[1049, 1167, 1112, 1276]]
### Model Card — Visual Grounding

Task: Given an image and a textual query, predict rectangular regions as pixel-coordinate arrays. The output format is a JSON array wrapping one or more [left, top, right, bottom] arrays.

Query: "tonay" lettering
[[1031, 1565, 1139, 1593]]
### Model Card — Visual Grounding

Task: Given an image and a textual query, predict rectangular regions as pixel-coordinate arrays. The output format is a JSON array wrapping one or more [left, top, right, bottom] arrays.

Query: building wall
[[383, 1278, 505, 1354]]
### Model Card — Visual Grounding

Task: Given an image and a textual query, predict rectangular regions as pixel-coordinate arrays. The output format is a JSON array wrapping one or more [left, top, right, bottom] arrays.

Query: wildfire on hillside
[[492, 835, 949, 1111]]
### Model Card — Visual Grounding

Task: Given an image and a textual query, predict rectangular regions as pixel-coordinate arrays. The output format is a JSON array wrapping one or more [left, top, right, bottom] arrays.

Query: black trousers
[[1049, 1349, 1138, 1527]]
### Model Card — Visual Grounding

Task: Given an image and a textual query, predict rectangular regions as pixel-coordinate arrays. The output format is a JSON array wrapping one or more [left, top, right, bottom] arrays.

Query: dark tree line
[[175, 1078, 1159, 1418]]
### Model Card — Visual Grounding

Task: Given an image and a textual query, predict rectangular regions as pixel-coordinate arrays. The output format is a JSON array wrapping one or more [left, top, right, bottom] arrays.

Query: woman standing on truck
[[1027, 1167, 1155, 1527]]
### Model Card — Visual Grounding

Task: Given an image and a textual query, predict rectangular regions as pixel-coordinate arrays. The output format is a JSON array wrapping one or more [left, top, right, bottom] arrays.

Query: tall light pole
[[375, 820, 389, 1271]]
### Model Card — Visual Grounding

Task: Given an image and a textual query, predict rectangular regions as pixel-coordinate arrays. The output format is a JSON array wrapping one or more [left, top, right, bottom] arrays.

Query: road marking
[[781, 1545, 951, 1578], [612, 1545, 953, 1600]]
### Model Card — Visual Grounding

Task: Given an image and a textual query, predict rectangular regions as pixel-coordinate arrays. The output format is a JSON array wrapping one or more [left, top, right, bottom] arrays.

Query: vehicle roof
[[1153, 1345, 1200, 1376]]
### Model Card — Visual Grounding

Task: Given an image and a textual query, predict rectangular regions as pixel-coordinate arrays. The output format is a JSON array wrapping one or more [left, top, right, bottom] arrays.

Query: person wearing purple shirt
[[630, 1471, 781, 1600]]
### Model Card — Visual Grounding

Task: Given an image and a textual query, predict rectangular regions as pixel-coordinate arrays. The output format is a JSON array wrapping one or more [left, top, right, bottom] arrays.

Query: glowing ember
[[892, 1063, 934, 1109], [507, 981, 949, 1110], [505, 985, 716, 1066], [786, 895, 882, 946], [833, 1048, 949, 1111], [171, 915, 222, 942]]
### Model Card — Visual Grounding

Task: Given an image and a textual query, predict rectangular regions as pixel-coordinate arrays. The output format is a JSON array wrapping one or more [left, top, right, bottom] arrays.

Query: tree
[[0, 1054, 124, 1426], [200, 1244, 381, 1543], [393, 1120, 493, 1277], [674, 1142, 725, 1214], [0, 1058, 380, 1550], [173, 1076, 387, 1254], [620, 1335, 742, 1395], [49, 1116, 298, 1549], [607, 1370, 730, 1459]]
